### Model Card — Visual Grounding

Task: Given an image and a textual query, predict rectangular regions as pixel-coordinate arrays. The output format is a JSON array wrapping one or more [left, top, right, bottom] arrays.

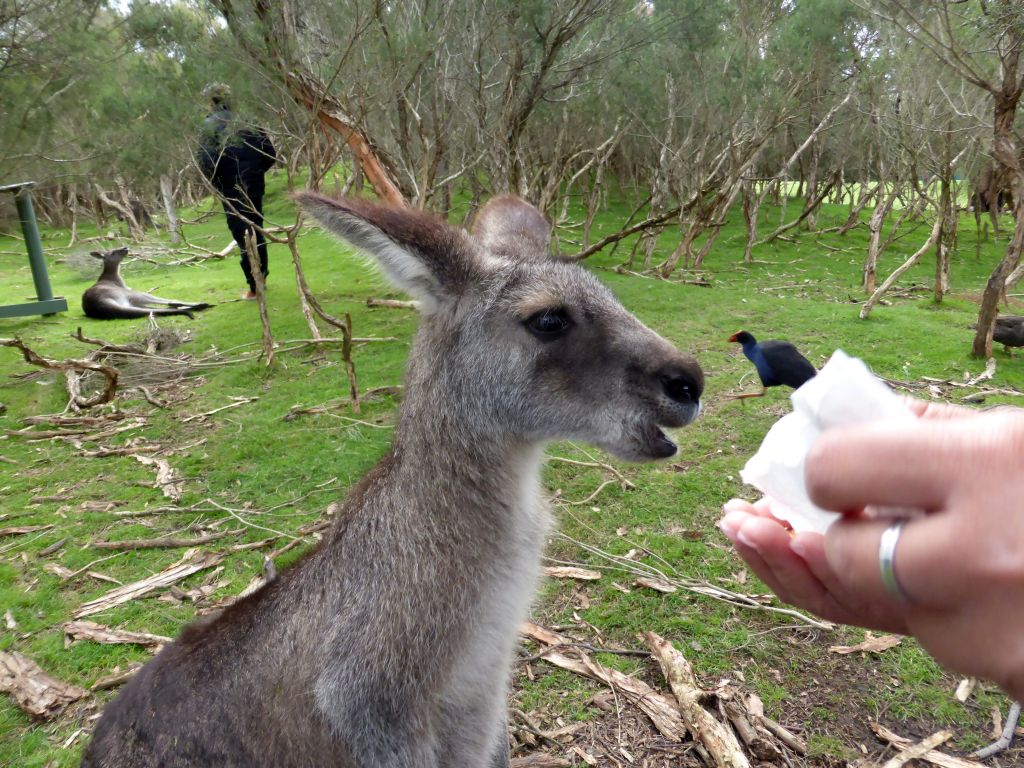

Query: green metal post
[[14, 185, 55, 303]]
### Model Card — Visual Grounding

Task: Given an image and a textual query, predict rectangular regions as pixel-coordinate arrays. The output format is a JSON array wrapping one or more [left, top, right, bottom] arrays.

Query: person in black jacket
[[197, 84, 277, 299]]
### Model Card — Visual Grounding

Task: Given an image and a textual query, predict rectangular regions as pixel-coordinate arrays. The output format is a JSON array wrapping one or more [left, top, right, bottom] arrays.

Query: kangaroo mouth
[[643, 422, 678, 459]]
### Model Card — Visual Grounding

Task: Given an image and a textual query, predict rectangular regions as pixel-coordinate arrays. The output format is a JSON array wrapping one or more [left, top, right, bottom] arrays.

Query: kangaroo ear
[[89, 251, 104, 259], [470, 195, 551, 262], [296, 193, 483, 312]]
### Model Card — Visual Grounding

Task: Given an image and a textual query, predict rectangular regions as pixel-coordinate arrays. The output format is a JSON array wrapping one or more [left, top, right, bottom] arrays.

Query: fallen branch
[[245, 230, 275, 366], [74, 549, 224, 618], [367, 297, 420, 310], [90, 530, 239, 550], [62, 620, 171, 649], [91, 663, 143, 691], [0, 337, 118, 409], [0, 651, 88, 720], [880, 731, 952, 768], [645, 632, 750, 768], [521, 622, 686, 741], [870, 722, 985, 768], [181, 396, 259, 423], [0, 525, 54, 537]]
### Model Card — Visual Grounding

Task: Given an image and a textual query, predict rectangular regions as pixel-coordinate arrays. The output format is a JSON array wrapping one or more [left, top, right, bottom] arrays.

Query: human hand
[[721, 400, 1024, 700]]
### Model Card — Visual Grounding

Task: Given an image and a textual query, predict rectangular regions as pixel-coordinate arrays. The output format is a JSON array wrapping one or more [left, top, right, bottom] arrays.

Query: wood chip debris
[[828, 632, 902, 655], [0, 651, 88, 720], [131, 454, 184, 501], [74, 549, 223, 618], [954, 677, 976, 703], [870, 722, 986, 768], [62, 620, 171, 650], [543, 566, 602, 581], [634, 576, 677, 594]]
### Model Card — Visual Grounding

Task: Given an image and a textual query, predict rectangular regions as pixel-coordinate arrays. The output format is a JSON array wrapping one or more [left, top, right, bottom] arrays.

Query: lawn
[[1, 176, 1020, 766]]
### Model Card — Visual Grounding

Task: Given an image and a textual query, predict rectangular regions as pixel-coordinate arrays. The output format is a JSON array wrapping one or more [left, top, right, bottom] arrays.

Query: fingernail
[[718, 511, 744, 539], [722, 498, 748, 513], [789, 536, 808, 559], [736, 528, 757, 549]]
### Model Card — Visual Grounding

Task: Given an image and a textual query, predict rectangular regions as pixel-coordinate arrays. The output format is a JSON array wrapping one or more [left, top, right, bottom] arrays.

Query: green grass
[[1, 176, 1018, 764]]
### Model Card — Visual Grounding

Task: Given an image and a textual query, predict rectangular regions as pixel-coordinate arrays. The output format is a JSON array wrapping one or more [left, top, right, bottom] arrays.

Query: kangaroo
[[81, 247, 213, 320], [80, 194, 704, 768]]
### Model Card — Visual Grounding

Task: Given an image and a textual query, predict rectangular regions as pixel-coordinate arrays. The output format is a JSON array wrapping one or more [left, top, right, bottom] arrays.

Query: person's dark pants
[[221, 193, 268, 292]]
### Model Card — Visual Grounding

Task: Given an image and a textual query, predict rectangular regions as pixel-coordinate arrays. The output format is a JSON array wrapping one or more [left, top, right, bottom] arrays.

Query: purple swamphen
[[728, 330, 816, 399]]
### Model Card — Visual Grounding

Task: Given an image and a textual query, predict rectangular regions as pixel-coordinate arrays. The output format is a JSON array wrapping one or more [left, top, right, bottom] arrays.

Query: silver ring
[[879, 522, 909, 602]]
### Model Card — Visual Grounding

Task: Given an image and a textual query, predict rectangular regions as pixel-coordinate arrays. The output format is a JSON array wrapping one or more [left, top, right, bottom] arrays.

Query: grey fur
[[80, 195, 703, 768]]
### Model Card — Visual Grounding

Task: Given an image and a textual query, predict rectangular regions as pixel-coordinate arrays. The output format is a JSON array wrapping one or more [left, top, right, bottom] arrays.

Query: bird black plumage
[[728, 330, 816, 399], [994, 315, 1024, 354]]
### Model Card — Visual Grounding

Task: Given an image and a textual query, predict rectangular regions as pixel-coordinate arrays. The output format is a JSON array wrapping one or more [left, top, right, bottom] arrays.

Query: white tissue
[[739, 350, 914, 534]]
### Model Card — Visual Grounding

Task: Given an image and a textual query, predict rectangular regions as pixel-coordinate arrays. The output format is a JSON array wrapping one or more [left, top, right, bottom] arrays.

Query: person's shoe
[[241, 290, 258, 301]]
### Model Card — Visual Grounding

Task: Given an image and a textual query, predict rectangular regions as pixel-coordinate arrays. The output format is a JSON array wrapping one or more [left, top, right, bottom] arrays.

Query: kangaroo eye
[[525, 308, 572, 340]]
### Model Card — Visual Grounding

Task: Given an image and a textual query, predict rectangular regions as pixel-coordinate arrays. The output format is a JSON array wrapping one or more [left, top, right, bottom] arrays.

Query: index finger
[[805, 420, 962, 512]]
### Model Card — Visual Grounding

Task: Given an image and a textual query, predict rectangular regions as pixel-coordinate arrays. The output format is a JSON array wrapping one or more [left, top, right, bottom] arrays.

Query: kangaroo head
[[90, 247, 129, 267], [297, 194, 703, 461]]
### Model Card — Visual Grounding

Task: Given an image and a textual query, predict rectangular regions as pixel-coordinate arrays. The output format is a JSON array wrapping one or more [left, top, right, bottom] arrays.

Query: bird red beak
[[727, 332, 740, 342]]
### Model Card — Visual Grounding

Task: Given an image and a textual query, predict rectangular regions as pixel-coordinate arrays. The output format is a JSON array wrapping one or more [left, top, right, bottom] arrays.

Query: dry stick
[[645, 632, 750, 768], [972, 700, 1021, 759], [870, 723, 984, 768], [285, 224, 321, 340], [557, 532, 833, 630], [90, 530, 240, 550], [367, 298, 420, 310], [880, 730, 953, 768], [757, 716, 806, 755], [245, 230, 275, 366], [288, 234, 360, 411], [63, 620, 171, 648], [0, 337, 118, 409], [181, 396, 259, 423], [91, 664, 143, 691], [860, 215, 943, 320]]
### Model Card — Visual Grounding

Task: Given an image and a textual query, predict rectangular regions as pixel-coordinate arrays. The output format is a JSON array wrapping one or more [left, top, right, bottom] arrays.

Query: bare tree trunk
[[863, 188, 899, 293], [860, 215, 943, 320], [160, 175, 181, 245], [67, 183, 79, 248], [742, 180, 760, 264]]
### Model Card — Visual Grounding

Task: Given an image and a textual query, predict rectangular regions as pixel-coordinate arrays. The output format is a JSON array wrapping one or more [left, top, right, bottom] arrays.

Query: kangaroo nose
[[659, 363, 704, 405]]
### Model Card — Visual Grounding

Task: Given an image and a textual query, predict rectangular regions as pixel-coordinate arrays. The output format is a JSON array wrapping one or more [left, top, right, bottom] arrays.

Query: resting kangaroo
[[80, 194, 704, 768], [81, 247, 213, 319]]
